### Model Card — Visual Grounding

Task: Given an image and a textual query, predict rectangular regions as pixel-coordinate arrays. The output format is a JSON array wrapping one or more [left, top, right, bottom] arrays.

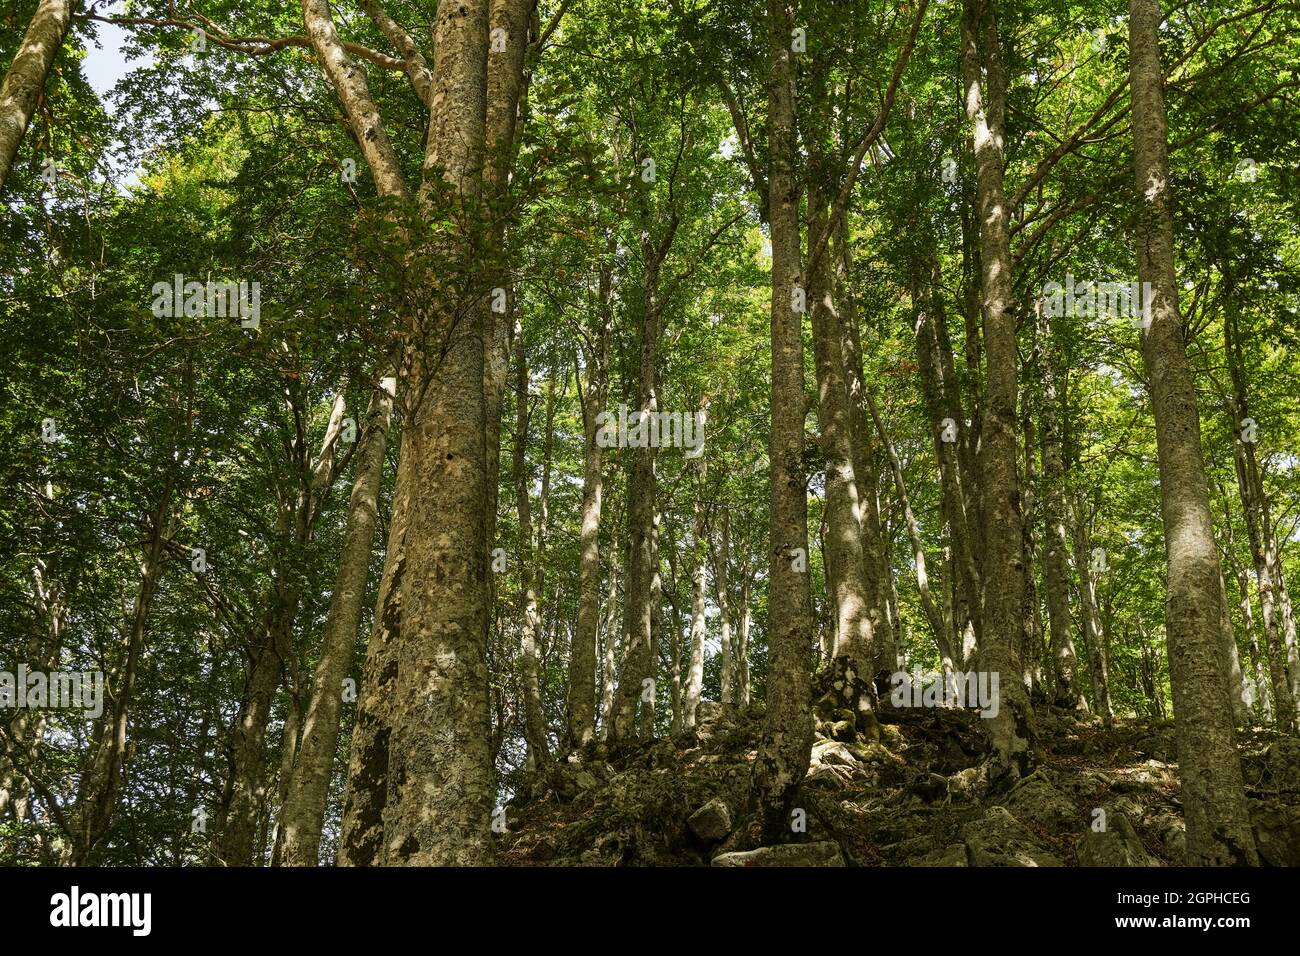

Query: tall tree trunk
[[1038, 308, 1086, 710], [1070, 501, 1113, 722], [1226, 306, 1297, 729], [566, 255, 613, 749], [912, 272, 980, 662], [597, 558, 621, 740], [611, 263, 663, 741], [274, 377, 394, 866], [836, 221, 897, 675], [0, 0, 76, 192], [376, 0, 494, 866], [716, 501, 734, 705], [513, 364, 553, 774], [959, 0, 1034, 776], [751, 0, 814, 842], [736, 557, 753, 707], [685, 473, 707, 728], [807, 188, 877, 676], [1128, 0, 1257, 865], [69, 481, 173, 864]]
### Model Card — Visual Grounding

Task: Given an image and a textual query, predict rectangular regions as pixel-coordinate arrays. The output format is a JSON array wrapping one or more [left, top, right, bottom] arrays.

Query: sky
[[82, 21, 138, 106]]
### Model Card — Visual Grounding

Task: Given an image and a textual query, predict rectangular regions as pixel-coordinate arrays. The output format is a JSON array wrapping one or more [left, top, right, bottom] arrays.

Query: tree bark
[[274, 377, 394, 866], [751, 0, 814, 842], [1128, 0, 1257, 865], [959, 0, 1034, 777], [566, 253, 613, 749], [1038, 308, 1086, 710], [513, 363, 552, 774], [0, 0, 77, 192], [376, 0, 494, 866]]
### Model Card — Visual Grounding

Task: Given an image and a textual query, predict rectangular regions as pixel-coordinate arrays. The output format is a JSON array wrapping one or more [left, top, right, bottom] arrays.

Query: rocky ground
[[499, 684, 1300, 866]]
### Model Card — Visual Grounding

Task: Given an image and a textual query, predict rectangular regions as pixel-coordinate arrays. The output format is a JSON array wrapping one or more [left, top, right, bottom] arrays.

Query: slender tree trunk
[[960, 0, 1034, 776], [69, 481, 173, 864], [736, 558, 753, 707], [1128, 0, 1257, 865], [751, 0, 814, 842], [611, 267, 663, 740], [566, 257, 613, 749], [1226, 307, 1297, 729], [597, 559, 621, 740], [1070, 502, 1113, 722], [274, 377, 394, 866], [685, 474, 708, 728], [1038, 308, 1086, 710], [716, 502, 734, 705], [513, 364, 553, 774], [1232, 560, 1272, 724], [0, 0, 77, 192]]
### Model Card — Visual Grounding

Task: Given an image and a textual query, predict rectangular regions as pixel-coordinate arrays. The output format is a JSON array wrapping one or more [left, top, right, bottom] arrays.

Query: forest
[[1, 0, 1298, 871]]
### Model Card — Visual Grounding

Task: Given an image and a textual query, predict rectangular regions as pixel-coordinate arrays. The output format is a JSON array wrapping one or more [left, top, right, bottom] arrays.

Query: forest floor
[[500, 684, 1300, 866]]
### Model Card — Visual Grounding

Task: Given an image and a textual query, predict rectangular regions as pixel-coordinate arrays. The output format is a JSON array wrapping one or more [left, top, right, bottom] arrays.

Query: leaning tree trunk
[[274, 377, 394, 866], [751, 0, 814, 843], [1128, 0, 1257, 865], [68, 481, 172, 865], [0, 0, 77, 192], [959, 0, 1034, 778]]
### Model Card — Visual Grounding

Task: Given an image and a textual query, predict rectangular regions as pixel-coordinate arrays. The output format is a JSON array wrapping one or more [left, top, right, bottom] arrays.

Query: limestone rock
[[1251, 800, 1300, 866], [911, 843, 968, 866], [687, 797, 732, 842], [1001, 771, 1077, 829], [712, 841, 846, 867], [1076, 812, 1152, 866], [962, 807, 1064, 867]]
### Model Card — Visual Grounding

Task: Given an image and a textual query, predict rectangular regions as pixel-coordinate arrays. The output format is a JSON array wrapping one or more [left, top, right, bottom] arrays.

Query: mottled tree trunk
[[0, 0, 76, 192], [807, 191, 877, 677], [959, 0, 1034, 777], [597, 559, 621, 740], [1128, 0, 1257, 865], [751, 0, 814, 842], [377, 0, 494, 866], [736, 559, 753, 707]]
